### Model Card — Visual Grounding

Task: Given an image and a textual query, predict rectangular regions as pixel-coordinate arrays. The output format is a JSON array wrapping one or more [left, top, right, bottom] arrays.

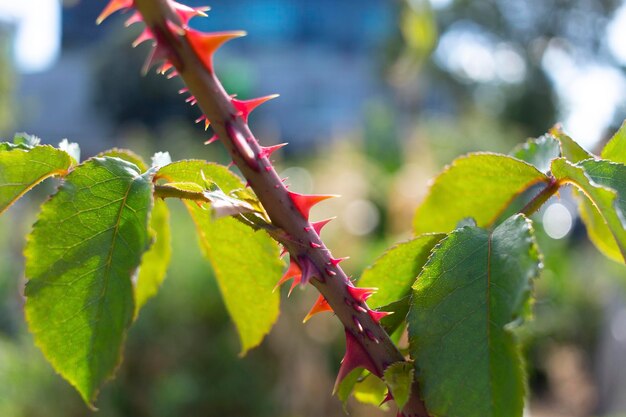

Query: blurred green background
[[1, 0, 626, 416]]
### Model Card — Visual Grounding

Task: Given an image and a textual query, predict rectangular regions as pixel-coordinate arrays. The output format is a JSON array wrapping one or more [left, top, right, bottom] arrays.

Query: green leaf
[[97, 148, 148, 171], [550, 126, 593, 163], [413, 153, 549, 234], [383, 362, 415, 410], [134, 198, 171, 315], [157, 160, 243, 192], [552, 158, 626, 263], [510, 134, 561, 174], [359, 234, 444, 309], [24, 157, 154, 406], [408, 214, 541, 417], [602, 120, 626, 164], [188, 214, 281, 354], [0, 145, 74, 214], [157, 160, 281, 354], [352, 372, 388, 407]]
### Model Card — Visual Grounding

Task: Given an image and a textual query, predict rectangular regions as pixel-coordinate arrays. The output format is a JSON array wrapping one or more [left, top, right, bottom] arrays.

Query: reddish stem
[[131, 1, 429, 415]]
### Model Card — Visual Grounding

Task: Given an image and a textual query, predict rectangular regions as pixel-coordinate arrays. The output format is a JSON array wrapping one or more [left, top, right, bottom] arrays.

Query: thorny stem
[[519, 177, 561, 217], [132, 0, 429, 415]]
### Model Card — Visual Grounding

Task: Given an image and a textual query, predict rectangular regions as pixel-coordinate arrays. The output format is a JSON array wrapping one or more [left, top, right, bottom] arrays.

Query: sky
[[0, 0, 61, 73], [1, 0, 625, 149]]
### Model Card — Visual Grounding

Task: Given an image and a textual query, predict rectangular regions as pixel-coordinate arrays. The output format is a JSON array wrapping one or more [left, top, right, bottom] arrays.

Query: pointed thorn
[[258, 143, 287, 159], [195, 115, 207, 124], [132, 28, 155, 48], [124, 11, 143, 27], [346, 286, 377, 303], [264, 166, 272, 172], [367, 309, 392, 323], [204, 135, 219, 145], [228, 160, 235, 168], [310, 242, 322, 249], [170, 1, 210, 25], [303, 294, 333, 323], [186, 29, 247, 71], [311, 218, 334, 235], [185, 95, 196, 103], [333, 330, 381, 394], [178, 87, 189, 95], [274, 258, 302, 293], [232, 94, 280, 122], [287, 191, 338, 219], [353, 303, 367, 313], [142, 44, 169, 75], [166, 70, 179, 79], [299, 256, 321, 285], [329, 257, 348, 267], [353, 316, 364, 333], [97, 0, 133, 25]]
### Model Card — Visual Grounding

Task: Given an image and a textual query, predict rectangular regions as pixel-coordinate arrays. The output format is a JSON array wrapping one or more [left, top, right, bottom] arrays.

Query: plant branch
[[519, 177, 561, 217], [131, 1, 429, 415]]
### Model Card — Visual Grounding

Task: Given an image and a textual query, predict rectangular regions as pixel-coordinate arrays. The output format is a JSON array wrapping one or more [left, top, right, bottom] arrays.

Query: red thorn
[[299, 256, 320, 285], [185, 95, 196, 103], [367, 309, 392, 323], [334, 330, 381, 393], [157, 61, 174, 74], [132, 28, 155, 48], [232, 94, 279, 122], [346, 286, 377, 303], [303, 294, 333, 323], [169, 1, 210, 26], [97, 0, 133, 25], [186, 29, 246, 71], [287, 191, 337, 219], [353, 316, 364, 333], [274, 257, 302, 295], [258, 143, 287, 159], [310, 218, 334, 235], [204, 135, 219, 145], [264, 166, 272, 172], [353, 303, 367, 313], [166, 70, 179, 79], [142, 43, 170, 75], [329, 257, 348, 267], [124, 11, 143, 27], [310, 242, 322, 249], [227, 160, 235, 168], [178, 87, 189, 94], [325, 268, 337, 277], [195, 115, 207, 124], [225, 122, 259, 171]]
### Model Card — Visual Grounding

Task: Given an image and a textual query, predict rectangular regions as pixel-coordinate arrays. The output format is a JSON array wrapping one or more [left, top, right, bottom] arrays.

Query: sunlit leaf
[[157, 160, 281, 354], [0, 144, 74, 214], [134, 198, 171, 315], [602, 120, 626, 164], [408, 215, 540, 417], [384, 362, 414, 410], [413, 153, 549, 234], [550, 126, 593, 163], [24, 157, 154, 406], [510, 134, 561, 174], [552, 158, 626, 263], [359, 234, 444, 309]]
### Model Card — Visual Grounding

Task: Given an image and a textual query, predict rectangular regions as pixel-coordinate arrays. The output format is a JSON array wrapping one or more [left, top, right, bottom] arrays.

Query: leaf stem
[[153, 184, 209, 202], [519, 177, 561, 217]]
